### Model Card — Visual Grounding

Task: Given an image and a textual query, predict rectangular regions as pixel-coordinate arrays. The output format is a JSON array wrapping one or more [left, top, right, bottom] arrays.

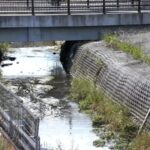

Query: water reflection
[[1, 46, 58, 78], [1, 46, 111, 150]]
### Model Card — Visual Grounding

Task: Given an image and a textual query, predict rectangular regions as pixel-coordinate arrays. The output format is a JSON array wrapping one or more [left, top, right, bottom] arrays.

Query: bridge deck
[[0, 0, 149, 15]]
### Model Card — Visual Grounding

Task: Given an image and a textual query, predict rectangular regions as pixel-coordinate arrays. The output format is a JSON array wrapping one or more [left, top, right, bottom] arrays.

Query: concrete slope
[[71, 41, 150, 130]]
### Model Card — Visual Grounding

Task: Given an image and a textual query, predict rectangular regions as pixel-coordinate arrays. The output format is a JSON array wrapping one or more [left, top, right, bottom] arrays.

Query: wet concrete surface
[[0, 46, 112, 150]]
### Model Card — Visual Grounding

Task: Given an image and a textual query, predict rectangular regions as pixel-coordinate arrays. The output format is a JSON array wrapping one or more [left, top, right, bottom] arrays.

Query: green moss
[[104, 34, 150, 65]]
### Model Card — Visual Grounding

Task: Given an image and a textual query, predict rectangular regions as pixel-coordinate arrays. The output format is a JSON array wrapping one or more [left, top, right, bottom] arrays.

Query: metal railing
[[0, 0, 149, 15], [0, 83, 40, 150]]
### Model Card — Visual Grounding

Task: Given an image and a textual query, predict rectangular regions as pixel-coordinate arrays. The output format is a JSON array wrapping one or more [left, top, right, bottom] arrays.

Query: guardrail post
[[9, 120, 13, 138], [138, 0, 141, 13], [117, 0, 119, 8], [27, 0, 29, 8], [87, 0, 90, 8], [34, 118, 39, 138], [31, 0, 35, 15], [103, 0, 106, 14], [67, 0, 71, 15], [36, 137, 40, 150], [35, 118, 40, 150]]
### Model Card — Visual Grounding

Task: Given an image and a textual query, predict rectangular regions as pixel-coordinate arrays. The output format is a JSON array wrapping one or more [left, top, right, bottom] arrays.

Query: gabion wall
[[71, 41, 150, 129]]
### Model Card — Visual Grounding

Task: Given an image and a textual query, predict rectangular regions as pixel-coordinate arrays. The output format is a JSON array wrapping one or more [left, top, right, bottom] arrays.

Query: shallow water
[[1, 46, 58, 78], [1, 46, 111, 150]]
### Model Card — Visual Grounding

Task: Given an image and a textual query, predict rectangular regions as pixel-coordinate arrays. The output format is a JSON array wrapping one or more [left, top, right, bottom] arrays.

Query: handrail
[[0, 82, 40, 150], [0, 0, 149, 15]]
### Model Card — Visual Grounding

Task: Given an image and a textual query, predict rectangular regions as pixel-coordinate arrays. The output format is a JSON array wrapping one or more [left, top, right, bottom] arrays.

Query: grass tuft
[[0, 43, 9, 54], [129, 132, 150, 150], [104, 34, 150, 64], [0, 136, 15, 150]]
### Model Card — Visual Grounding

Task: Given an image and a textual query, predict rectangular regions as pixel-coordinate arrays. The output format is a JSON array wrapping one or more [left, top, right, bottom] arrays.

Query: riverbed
[[0, 46, 112, 150]]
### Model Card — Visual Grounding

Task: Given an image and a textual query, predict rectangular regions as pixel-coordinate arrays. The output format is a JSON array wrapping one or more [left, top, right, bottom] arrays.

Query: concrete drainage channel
[[68, 41, 150, 131], [1, 39, 150, 149], [1, 45, 104, 150]]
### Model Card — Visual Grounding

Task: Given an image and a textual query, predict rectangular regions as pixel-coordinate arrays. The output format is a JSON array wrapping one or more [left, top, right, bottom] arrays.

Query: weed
[[92, 115, 105, 127], [129, 132, 150, 150], [93, 139, 105, 147], [0, 43, 9, 54], [104, 34, 150, 65], [0, 136, 15, 150], [70, 78, 94, 102], [70, 78, 142, 149]]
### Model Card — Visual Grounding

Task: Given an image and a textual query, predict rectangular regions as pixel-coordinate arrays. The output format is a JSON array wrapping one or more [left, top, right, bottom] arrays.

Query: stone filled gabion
[[71, 41, 150, 130]]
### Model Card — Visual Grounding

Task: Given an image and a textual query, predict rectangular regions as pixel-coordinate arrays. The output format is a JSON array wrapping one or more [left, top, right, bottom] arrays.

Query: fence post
[[138, 107, 150, 135], [117, 0, 119, 8], [67, 0, 71, 15], [36, 137, 40, 150], [103, 0, 105, 14], [87, 0, 90, 8], [31, 0, 35, 15], [138, 0, 141, 13], [35, 118, 40, 150], [34, 118, 39, 138], [27, 0, 29, 8]]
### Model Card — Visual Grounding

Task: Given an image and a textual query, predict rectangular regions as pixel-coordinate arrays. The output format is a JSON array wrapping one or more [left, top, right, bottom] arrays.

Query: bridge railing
[[0, 0, 149, 15], [0, 82, 40, 150]]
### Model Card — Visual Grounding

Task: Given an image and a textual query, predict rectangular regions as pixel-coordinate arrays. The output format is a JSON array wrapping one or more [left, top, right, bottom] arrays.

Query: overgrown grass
[[130, 132, 150, 150], [0, 137, 15, 150], [0, 43, 9, 79], [70, 78, 149, 149], [70, 78, 135, 132], [104, 34, 150, 64], [0, 43, 9, 55]]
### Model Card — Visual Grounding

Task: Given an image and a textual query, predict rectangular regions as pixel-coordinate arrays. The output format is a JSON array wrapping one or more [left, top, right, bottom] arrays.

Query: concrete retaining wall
[[71, 41, 150, 130]]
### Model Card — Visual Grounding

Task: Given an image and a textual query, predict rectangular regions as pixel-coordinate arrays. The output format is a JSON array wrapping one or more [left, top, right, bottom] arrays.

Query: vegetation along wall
[[70, 41, 150, 130]]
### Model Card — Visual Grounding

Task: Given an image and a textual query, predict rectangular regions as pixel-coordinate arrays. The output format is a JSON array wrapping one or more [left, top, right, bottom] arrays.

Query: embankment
[[61, 41, 150, 130]]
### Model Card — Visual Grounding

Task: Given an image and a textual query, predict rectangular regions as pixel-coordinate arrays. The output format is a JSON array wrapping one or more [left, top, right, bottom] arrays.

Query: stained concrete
[[0, 13, 150, 41], [70, 41, 150, 130]]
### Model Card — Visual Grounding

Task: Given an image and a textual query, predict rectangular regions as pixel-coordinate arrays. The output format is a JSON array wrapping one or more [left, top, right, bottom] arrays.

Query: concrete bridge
[[0, 0, 150, 42]]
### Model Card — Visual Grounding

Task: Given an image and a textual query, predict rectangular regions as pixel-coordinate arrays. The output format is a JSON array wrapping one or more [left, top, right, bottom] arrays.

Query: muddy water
[[1, 46, 111, 150]]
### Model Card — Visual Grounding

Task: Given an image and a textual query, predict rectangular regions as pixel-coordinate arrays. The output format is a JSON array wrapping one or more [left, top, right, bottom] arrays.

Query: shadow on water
[[45, 63, 70, 99]]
